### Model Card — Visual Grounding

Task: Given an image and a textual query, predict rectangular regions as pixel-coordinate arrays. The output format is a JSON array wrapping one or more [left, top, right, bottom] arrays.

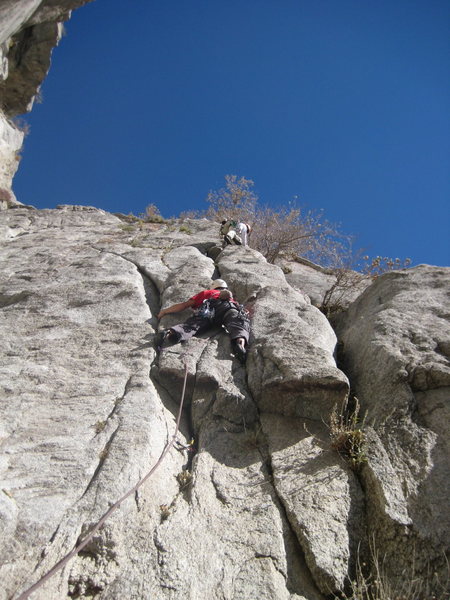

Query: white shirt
[[235, 222, 248, 246]]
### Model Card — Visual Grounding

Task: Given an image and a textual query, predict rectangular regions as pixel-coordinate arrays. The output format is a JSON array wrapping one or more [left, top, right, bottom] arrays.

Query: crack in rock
[[80, 425, 120, 501]]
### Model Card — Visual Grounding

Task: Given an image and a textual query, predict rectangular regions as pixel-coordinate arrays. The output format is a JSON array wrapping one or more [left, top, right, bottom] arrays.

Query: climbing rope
[[15, 360, 190, 600]]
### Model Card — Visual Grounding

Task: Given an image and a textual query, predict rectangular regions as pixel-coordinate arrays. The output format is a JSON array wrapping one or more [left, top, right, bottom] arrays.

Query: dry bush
[[142, 203, 165, 223], [362, 255, 412, 277], [176, 470, 192, 489], [320, 248, 371, 316], [251, 204, 351, 265], [321, 253, 412, 317], [322, 268, 368, 316], [205, 175, 352, 265], [334, 540, 449, 600], [205, 174, 257, 223], [329, 397, 367, 471]]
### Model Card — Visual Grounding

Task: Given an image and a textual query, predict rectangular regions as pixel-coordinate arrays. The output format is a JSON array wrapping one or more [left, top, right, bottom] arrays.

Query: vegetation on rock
[[329, 398, 367, 471]]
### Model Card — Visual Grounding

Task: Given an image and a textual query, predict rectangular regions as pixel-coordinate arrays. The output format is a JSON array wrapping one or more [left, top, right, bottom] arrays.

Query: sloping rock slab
[[217, 246, 349, 420], [262, 414, 366, 595]]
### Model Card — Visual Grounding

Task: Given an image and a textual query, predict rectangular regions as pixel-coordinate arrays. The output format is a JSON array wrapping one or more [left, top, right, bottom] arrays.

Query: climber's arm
[[157, 298, 195, 319]]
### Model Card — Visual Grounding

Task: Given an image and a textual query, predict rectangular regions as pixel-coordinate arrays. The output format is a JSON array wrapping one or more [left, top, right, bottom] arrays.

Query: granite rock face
[[276, 256, 336, 308], [1, 207, 448, 599]]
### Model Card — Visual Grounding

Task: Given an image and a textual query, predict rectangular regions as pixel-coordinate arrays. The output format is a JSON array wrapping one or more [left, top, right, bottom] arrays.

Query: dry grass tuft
[[329, 397, 367, 471]]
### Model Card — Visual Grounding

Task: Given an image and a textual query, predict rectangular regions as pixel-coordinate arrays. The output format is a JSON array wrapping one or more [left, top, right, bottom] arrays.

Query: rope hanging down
[[15, 361, 189, 600]]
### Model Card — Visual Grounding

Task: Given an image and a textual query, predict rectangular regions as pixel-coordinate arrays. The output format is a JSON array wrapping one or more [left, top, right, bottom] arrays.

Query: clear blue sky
[[13, 0, 450, 267]]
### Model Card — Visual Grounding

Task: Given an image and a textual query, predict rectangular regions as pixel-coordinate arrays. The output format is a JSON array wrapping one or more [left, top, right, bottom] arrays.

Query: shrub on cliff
[[204, 175, 351, 266], [321, 254, 412, 317]]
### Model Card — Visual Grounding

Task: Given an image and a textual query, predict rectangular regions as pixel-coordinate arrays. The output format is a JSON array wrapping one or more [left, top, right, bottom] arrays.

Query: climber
[[220, 219, 251, 246], [156, 279, 250, 363]]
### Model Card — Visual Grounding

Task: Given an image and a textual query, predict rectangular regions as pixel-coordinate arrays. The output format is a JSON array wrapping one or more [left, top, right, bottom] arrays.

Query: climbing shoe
[[155, 329, 176, 352], [234, 344, 247, 364], [155, 329, 181, 352], [154, 330, 168, 352]]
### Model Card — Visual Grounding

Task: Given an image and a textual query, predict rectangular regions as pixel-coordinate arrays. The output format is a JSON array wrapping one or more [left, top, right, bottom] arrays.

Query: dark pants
[[170, 307, 250, 345]]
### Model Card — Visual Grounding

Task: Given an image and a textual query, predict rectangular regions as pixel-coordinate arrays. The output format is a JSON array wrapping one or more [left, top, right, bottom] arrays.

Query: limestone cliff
[[0, 1, 449, 597], [0, 206, 448, 599], [0, 0, 93, 204]]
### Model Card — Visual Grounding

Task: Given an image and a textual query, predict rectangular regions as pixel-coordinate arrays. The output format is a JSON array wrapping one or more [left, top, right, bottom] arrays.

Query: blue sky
[[13, 0, 449, 267]]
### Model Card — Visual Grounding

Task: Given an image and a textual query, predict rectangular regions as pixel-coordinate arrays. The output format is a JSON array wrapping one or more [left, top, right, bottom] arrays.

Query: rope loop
[[15, 361, 189, 600]]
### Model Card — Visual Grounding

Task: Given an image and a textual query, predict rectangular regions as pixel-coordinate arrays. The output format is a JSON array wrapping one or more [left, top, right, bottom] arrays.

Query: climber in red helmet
[[156, 279, 250, 363]]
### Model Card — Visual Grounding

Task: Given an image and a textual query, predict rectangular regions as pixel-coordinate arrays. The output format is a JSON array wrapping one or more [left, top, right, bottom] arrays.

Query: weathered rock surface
[[276, 256, 336, 308], [1, 1, 448, 595], [0, 113, 23, 207], [217, 247, 349, 421], [0, 0, 92, 197], [1, 207, 448, 599], [336, 265, 450, 586], [276, 255, 371, 312], [0, 207, 332, 599]]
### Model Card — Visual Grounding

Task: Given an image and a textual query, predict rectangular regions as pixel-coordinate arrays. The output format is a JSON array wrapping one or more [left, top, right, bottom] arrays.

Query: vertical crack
[[91, 246, 162, 321], [262, 450, 321, 597], [80, 426, 120, 500]]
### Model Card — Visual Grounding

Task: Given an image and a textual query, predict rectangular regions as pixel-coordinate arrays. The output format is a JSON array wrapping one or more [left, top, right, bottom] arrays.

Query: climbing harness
[[15, 361, 190, 600], [237, 304, 250, 322]]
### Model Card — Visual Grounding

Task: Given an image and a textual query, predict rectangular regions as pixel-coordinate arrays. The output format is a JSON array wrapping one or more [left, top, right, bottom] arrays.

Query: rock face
[[335, 265, 450, 585], [217, 248, 349, 420], [0, 1, 448, 598], [275, 256, 372, 314], [276, 256, 337, 308], [0, 113, 23, 207], [0, 206, 448, 599], [0, 0, 93, 200]]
